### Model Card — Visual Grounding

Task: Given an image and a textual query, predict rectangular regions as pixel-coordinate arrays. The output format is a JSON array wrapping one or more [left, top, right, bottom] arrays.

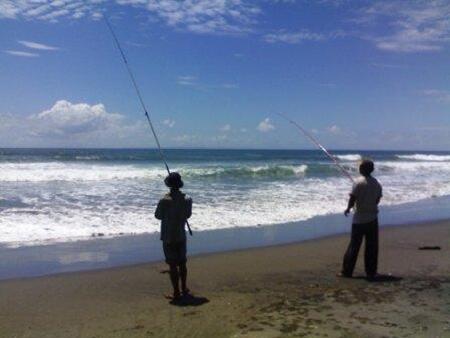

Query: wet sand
[[1, 220, 449, 338]]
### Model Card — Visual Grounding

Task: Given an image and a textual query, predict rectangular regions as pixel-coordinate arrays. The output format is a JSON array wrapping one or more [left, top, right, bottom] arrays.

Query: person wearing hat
[[155, 172, 192, 300], [339, 159, 383, 280]]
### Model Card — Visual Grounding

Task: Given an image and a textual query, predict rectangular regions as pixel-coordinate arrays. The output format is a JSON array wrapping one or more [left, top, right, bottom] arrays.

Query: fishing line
[[105, 17, 193, 235], [276, 112, 355, 183]]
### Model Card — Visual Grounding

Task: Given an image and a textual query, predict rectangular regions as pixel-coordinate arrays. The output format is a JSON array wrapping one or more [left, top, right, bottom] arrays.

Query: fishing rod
[[276, 112, 355, 183], [105, 17, 193, 235]]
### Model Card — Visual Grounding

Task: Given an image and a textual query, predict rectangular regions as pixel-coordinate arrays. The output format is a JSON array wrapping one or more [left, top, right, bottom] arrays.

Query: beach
[[1, 219, 449, 338]]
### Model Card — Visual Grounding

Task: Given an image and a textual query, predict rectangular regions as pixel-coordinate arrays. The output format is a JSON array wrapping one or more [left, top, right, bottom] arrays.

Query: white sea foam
[[335, 154, 362, 161], [0, 162, 165, 182], [377, 161, 450, 172], [396, 154, 450, 162]]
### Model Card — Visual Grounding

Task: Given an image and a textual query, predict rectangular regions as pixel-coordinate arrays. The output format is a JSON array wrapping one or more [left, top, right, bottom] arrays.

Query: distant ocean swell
[[0, 149, 449, 247]]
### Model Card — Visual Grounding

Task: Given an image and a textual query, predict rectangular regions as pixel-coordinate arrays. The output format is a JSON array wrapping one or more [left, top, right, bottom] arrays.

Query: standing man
[[155, 172, 192, 300], [339, 160, 382, 280]]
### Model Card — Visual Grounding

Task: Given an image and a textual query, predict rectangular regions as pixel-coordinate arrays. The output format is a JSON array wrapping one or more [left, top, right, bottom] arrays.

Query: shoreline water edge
[[1, 194, 449, 280]]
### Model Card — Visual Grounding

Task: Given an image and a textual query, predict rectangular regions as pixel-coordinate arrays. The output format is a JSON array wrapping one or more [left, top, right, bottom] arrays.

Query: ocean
[[1, 148, 450, 248]]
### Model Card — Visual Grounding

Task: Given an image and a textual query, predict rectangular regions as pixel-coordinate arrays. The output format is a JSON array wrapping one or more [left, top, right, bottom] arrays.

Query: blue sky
[[0, 0, 449, 150]]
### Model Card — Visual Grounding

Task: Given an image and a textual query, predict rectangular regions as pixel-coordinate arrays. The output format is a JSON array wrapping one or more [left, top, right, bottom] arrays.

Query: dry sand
[[1, 220, 449, 338]]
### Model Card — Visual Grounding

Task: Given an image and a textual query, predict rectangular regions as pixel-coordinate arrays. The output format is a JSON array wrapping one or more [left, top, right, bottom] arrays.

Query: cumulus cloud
[[0, 100, 154, 147], [257, 118, 275, 132], [32, 100, 123, 136]]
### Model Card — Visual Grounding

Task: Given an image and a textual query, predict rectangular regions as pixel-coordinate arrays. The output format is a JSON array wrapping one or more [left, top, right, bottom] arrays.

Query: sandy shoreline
[[1, 220, 450, 337]]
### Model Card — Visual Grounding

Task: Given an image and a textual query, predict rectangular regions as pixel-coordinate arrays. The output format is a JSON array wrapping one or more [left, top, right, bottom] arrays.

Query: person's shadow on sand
[[352, 274, 403, 283], [169, 294, 210, 307]]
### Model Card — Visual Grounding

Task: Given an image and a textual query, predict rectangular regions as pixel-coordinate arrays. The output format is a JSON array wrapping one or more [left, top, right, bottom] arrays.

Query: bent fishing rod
[[105, 17, 193, 235], [276, 112, 355, 183]]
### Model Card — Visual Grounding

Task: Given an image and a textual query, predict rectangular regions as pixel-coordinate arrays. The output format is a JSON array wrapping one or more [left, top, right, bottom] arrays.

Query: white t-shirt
[[351, 176, 382, 224]]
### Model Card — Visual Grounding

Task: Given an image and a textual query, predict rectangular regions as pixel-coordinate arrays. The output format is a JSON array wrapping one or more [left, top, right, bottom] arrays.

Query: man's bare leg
[[179, 263, 189, 295], [169, 263, 181, 299]]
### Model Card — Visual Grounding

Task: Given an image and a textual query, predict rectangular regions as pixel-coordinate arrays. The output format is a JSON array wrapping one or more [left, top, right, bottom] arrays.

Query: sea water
[[1, 148, 449, 247]]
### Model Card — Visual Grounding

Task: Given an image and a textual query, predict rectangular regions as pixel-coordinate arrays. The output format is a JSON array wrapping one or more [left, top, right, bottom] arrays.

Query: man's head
[[359, 159, 374, 177], [164, 172, 184, 189]]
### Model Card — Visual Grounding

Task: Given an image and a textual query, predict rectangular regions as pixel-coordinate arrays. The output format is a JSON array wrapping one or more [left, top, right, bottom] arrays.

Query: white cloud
[[221, 83, 239, 89], [220, 124, 231, 132], [172, 134, 198, 143], [32, 100, 122, 136], [177, 75, 197, 86], [18, 40, 59, 50], [162, 118, 175, 128], [369, 62, 406, 69], [327, 125, 341, 134], [117, 0, 260, 34], [422, 89, 450, 103], [0, 100, 153, 147], [257, 118, 275, 132], [0, 0, 106, 22], [1, 0, 260, 34], [4, 50, 39, 57], [176, 76, 238, 91], [263, 29, 326, 44], [359, 1, 450, 53]]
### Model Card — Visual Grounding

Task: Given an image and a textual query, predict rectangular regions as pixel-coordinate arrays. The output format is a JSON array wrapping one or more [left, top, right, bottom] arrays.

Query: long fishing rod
[[276, 112, 355, 183], [105, 17, 193, 235]]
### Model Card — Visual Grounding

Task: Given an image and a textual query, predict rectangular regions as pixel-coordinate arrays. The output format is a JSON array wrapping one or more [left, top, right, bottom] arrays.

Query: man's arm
[[376, 186, 382, 205], [185, 198, 192, 219], [345, 194, 356, 217], [155, 200, 164, 220]]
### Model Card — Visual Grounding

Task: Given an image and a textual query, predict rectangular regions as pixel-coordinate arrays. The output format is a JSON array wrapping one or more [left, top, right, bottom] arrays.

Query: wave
[[0, 163, 164, 182], [0, 162, 308, 182], [396, 154, 450, 162], [377, 161, 450, 172], [183, 165, 308, 179], [75, 156, 101, 161], [335, 154, 362, 161]]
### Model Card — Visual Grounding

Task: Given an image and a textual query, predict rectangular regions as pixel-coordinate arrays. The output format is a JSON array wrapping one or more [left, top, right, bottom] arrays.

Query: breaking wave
[[396, 154, 450, 162], [335, 154, 362, 161], [0, 163, 308, 182]]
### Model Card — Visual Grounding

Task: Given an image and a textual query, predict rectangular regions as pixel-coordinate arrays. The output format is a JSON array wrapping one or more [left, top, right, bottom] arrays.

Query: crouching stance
[[340, 160, 382, 280], [155, 172, 192, 300]]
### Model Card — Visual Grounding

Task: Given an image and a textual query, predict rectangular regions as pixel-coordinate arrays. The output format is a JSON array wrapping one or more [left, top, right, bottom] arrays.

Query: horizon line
[[0, 147, 448, 153]]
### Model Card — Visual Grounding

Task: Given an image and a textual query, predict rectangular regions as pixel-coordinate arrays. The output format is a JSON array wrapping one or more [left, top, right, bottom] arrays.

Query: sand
[[1, 220, 449, 338]]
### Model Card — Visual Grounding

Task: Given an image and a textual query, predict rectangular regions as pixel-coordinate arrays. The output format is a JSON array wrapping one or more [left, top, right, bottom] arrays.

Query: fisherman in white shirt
[[339, 159, 382, 280]]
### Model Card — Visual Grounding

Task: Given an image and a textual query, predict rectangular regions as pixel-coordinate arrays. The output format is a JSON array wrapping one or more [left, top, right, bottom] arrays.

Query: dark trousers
[[342, 219, 378, 277]]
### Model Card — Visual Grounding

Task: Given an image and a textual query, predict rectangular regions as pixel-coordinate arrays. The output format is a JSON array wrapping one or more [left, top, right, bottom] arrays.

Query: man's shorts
[[163, 241, 187, 265]]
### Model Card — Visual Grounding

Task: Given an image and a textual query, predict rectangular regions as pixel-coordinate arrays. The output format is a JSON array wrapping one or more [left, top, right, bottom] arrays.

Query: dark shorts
[[163, 241, 187, 265]]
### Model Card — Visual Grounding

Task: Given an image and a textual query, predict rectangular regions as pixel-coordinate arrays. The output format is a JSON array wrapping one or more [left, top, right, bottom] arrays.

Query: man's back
[[351, 176, 382, 224], [155, 191, 192, 243]]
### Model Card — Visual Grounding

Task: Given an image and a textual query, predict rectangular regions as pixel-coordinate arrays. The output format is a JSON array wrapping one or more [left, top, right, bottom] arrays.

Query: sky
[[0, 0, 449, 150]]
